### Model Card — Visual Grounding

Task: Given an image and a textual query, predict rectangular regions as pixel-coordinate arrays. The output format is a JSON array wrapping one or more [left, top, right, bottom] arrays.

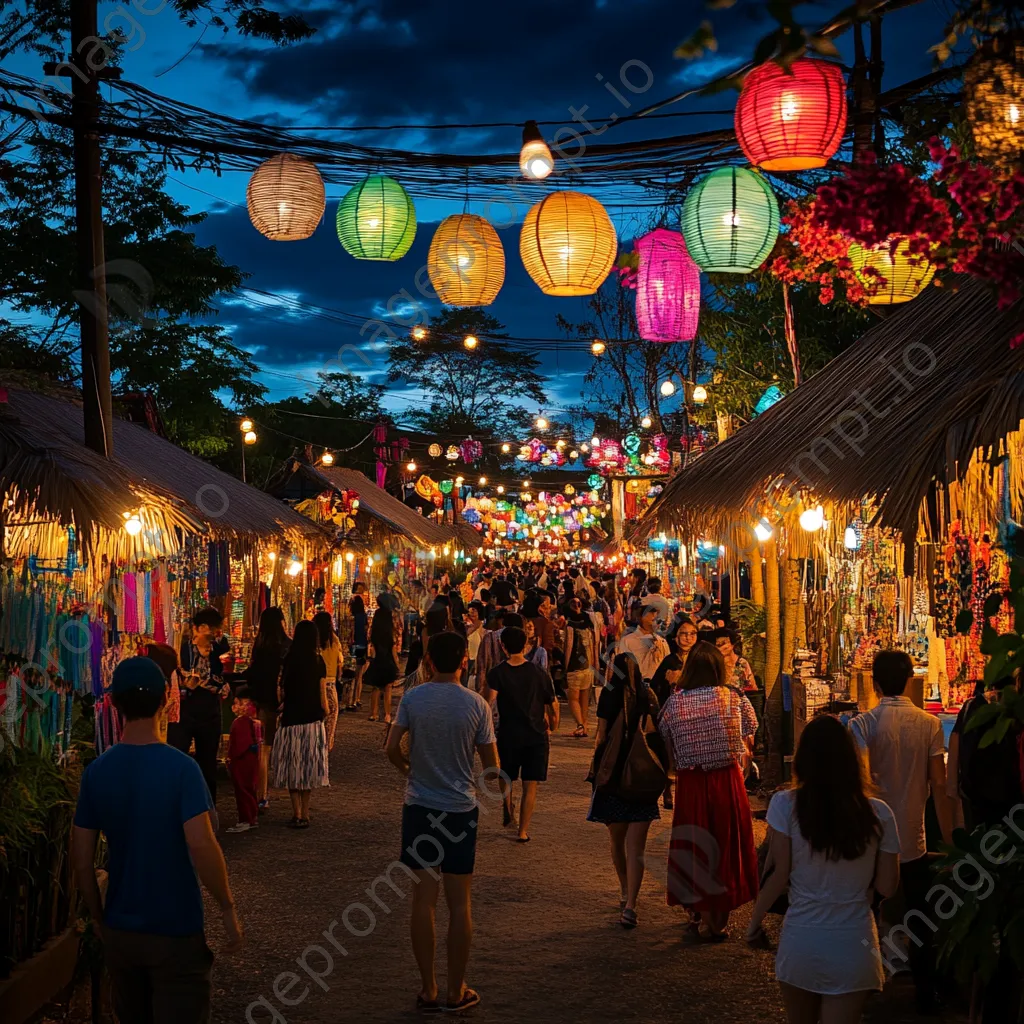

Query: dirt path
[[207, 709, 954, 1024]]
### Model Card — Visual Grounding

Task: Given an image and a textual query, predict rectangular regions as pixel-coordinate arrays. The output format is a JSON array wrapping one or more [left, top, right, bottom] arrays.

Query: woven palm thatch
[[0, 387, 323, 549], [630, 280, 1024, 551], [287, 462, 454, 551]]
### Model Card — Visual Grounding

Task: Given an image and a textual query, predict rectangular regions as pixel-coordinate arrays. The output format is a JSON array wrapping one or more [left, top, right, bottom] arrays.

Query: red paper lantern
[[635, 228, 700, 342], [735, 58, 848, 172]]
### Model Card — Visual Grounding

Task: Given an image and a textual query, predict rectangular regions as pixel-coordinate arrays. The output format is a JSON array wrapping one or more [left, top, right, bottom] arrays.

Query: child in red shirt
[[226, 697, 262, 833]]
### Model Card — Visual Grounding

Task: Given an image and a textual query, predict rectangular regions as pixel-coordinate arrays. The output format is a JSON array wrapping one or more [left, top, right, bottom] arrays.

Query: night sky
[[27, 0, 951, 419]]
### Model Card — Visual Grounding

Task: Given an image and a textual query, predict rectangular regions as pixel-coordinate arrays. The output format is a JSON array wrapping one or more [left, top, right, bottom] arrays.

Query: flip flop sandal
[[297, 818, 311, 829], [416, 995, 442, 1014], [619, 908, 638, 929], [442, 988, 481, 1013], [516, 835, 531, 843]]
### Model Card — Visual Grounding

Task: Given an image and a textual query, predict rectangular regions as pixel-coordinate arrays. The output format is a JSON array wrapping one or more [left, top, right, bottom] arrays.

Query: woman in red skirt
[[658, 641, 759, 941]]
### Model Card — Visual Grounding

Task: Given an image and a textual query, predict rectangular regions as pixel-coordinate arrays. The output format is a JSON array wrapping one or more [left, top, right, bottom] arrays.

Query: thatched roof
[[631, 280, 1024, 548], [0, 386, 324, 544], [285, 462, 455, 550]]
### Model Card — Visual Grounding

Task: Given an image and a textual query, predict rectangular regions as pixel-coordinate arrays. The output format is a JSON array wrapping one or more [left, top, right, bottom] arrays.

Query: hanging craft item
[[439, 479, 454, 495], [964, 36, 1024, 171], [373, 418, 389, 488], [735, 58, 848, 171], [415, 475, 438, 501], [681, 166, 780, 273], [428, 215, 506, 306], [445, 445, 460, 461], [336, 174, 417, 261], [753, 385, 784, 416], [588, 473, 605, 490], [634, 228, 701, 342], [520, 191, 618, 296], [459, 438, 484, 463], [623, 433, 642, 456], [428, 443, 442, 458], [247, 153, 326, 241], [846, 236, 937, 305]]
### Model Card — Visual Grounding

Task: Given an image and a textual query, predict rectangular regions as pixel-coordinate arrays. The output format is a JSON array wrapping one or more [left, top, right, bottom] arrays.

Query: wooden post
[[749, 547, 765, 607], [71, 0, 113, 457], [782, 281, 801, 388], [764, 538, 783, 782], [783, 558, 801, 674]]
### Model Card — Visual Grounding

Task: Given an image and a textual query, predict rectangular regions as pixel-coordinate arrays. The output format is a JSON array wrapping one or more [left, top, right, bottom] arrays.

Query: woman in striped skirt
[[271, 620, 330, 828]]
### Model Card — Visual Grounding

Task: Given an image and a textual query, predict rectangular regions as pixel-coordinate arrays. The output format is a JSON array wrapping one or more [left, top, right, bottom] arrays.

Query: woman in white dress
[[747, 715, 901, 1024]]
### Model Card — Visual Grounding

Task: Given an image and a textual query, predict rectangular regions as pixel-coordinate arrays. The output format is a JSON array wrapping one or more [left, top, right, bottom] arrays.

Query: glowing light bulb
[[455, 475, 464, 486], [243, 430, 257, 445], [1009, 104, 1021, 125], [501, 442, 511, 454], [753, 519, 773, 542], [287, 558, 303, 576], [660, 379, 676, 397], [780, 93, 799, 121], [535, 416, 548, 430], [722, 211, 741, 227], [412, 326, 427, 340], [799, 505, 825, 532], [463, 334, 479, 350], [844, 525, 860, 550], [558, 246, 574, 259], [591, 436, 600, 447], [692, 385, 708, 405], [569, 449, 579, 459], [345, 551, 355, 563], [520, 122, 554, 180], [641, 415, 653, 429], [240, 418, 254, 433], [321, 451, 335, 466], [580, 443, 589, 453], [591, 339, 606, 356], [124, 514, 143, 537], [366, 217, 380, 228], [407, 461, 417, 472], [497, 485, 505, 494]]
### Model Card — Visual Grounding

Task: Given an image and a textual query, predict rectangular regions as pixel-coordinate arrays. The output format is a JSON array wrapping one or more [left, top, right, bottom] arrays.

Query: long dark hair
[[253, 607, 288, 651], [370, 605, 395, 650], [610, 652, 652, 719], [284, 619, 321, 680], [678, 641, 726, 690], [313, 610, 337, 649], [793, 715, 881, 861]]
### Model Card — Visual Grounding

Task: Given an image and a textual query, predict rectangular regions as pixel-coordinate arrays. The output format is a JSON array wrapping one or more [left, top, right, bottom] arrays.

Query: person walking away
[[271, 620, 330, 829], [587, 652, 663, 928], [748, 716, 901, 1024], [490, 572, 519, 612], [232, 607, 289, 811], [366, 604, 401, 722], [313, 611, 342, 749], [612, 605, 670, 686], [346, 583, 370, 711], [643, 577, 672, 632], [169, 606, 231, 805], [483, 626, 558, 840], [849, 650, 953, 1013], [73, 657, 242, 1023], [714, 628, 758, 692], [564, 596, 598, 738], [385, 632, 498, 1013], [659, 642, 759, 940], [226, 696, 262, 833]]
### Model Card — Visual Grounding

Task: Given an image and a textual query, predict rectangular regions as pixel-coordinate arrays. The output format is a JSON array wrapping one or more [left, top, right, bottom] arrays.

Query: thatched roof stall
[[0, 387, 323, 555], [279, 460, 454, 551], [631, 281, 1024, 561]]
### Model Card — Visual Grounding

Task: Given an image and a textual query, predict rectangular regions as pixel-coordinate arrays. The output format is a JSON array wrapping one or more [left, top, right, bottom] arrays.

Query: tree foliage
[[385, 309, 547, 438]]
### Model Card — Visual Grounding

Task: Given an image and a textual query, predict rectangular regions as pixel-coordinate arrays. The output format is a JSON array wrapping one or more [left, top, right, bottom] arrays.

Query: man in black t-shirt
[[483, 627, 558, 842], [490, 574, 518, 610]]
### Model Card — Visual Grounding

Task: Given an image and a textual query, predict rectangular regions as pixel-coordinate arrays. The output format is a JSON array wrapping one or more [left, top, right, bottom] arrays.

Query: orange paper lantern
[[735, 58, 848, 172]]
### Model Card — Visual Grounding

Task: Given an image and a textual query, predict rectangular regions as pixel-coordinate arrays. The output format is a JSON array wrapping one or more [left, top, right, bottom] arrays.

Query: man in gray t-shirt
[[386, 631, 498, 1014]]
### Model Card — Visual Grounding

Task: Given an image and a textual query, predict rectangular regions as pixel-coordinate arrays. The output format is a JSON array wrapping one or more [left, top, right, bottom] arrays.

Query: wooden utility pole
[[71, 0, 113, 457]]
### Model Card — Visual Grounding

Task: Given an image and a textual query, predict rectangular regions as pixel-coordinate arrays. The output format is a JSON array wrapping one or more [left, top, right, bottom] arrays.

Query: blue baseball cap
[[110, 656, 168, 695]]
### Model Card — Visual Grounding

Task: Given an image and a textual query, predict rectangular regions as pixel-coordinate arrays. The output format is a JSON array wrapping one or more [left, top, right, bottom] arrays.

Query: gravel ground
[[202, 706, 965, 1024]]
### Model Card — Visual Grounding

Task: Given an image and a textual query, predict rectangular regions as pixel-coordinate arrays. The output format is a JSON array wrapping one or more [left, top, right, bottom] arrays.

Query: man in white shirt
[[609, 605, 669, 683], [642, 578, 672, 631], [849, 650, 953, 1014]]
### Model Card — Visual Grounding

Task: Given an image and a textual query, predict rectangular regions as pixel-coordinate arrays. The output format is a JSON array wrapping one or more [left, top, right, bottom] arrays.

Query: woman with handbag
[[658, 641, 759, 941], [587, 652, 667, 929]]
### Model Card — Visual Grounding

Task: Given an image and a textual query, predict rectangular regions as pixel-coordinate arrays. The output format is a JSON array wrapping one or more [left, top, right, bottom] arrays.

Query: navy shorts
[[497, 739, 549, 783], [399, 804, 479, 875]]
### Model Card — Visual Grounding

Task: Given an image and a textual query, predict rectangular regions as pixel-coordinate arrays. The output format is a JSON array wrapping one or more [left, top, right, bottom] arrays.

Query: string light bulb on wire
[[463, 334, 479, 350], [240, 418, 254, 433], [243, 429, 258, 446], [406, 461, 417, 472], [660, 380, 676, 397], [640, 415, 653, 429], [591, 339, 606, 356], [535, 415, 548, 430], [692, 385, 708, 405], [321, 451, 335, 466], [519, 120, 554, 180], [501, 443, 511, 454], [412, 326, 427, 340], [123, 511, 143, 537]]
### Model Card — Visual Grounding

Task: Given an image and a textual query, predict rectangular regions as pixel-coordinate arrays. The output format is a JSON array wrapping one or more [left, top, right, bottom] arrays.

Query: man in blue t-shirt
[[73, 657, 242, 1023], [386, 631, 498, 1015]]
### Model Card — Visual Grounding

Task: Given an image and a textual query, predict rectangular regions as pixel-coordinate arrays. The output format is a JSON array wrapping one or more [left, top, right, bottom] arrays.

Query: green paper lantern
[[588, 473, 604, 490], [681, 166, 779, 274], [336, 175, 416, 261], [623, 433, 641, 456], [439, 479, 454, 495]]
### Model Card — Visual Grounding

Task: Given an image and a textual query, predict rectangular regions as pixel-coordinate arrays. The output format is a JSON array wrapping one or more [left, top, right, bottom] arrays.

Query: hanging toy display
[[459, 438, 484, 464]]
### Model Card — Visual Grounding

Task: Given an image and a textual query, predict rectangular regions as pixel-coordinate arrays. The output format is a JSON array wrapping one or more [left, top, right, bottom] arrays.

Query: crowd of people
[[68, 555, 1024, 1021]]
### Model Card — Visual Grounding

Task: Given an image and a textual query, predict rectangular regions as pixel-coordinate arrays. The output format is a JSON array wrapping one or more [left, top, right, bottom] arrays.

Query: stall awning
[[631, 280, 1024, 547]]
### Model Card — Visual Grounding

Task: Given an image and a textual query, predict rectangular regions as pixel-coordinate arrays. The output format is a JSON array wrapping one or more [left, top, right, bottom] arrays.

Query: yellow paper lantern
[[428, 215, 505, 306], [247, 154, 325, 241], [520, 191, 617, 296], [965, 37, 1024, 171], [847, 237, 936, 305]]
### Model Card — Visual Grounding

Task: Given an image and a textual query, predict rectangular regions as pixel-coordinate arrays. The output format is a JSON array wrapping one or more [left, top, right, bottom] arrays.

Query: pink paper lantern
[[635, 228, 700, 342]]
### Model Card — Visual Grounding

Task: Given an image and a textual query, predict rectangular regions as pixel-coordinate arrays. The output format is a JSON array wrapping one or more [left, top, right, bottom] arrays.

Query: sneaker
[[227, 822, 255, 833], [258, 799, 269, 813]]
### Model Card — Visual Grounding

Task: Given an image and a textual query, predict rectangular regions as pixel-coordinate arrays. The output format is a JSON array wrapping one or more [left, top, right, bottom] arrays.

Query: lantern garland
[[735, 57, 847, 172], [428, 214, 505, 306], [247, 153, 326, 241], [462, 490, 606, 549], [336, 174, 417, 261], [634, 228, 701, 342], [681, 166, 780, 273], [520, 191, 618, 296]]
